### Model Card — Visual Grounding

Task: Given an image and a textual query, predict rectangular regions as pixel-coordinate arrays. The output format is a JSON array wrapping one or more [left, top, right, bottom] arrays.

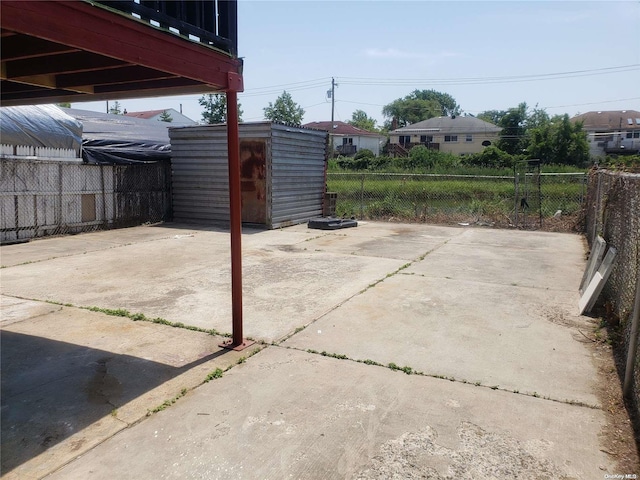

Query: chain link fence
[[585, 169, 640, 411], [327, 172, 587, 231], [1, 158, 171, 244]]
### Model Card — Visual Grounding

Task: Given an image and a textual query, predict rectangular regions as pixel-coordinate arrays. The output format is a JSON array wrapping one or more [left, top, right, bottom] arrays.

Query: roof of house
[[571, 110, 640, 130], [393, 116, 501, 135], [124, 109, 169, 119], [303, 121, 382, 137]]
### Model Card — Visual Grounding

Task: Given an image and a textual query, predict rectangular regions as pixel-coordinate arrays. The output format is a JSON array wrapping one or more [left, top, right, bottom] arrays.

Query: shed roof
[[393, 116, 501, 135]]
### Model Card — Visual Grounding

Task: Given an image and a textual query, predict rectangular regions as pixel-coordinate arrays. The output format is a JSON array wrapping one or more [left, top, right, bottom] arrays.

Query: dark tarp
[[81, 139, 170, 165], [0, 105, 83, 152], [65, 108, 172, 165], [0, 106, 172, 165]]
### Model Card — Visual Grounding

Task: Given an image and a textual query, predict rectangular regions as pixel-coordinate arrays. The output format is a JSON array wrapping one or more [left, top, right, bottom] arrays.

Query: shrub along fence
[[326, 172, 587, 230], [585, 169, 640, 412]]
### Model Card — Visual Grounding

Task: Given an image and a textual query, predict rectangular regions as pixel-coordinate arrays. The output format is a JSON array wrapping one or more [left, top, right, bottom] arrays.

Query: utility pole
[[328, 77, 337, 157], [330, 77, 336, 125]]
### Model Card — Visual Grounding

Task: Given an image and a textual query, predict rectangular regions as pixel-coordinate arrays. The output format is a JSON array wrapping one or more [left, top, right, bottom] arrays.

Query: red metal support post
[[220, 82, 253, 351]]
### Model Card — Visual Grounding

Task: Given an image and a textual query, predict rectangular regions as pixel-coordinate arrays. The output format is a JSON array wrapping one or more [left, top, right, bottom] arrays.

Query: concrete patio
[[0, 221, 622, 479]]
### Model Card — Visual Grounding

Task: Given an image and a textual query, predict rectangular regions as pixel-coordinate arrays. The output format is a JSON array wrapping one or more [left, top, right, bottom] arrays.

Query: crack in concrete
[[278, 344, 601, 411]]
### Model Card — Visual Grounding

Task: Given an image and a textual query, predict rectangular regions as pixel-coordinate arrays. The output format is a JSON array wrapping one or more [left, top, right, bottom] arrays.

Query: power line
[[239, 79, 329, 98], [336, 64, 639, 87], [336, 97, 640, 114]]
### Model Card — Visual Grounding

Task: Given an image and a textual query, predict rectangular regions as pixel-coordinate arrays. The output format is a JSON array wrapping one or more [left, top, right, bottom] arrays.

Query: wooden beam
[[1, 1, 243, 91], [5, 75, 95, 94], [0, 34, 78, 61], [4, 52, 128, 78], [56, 66, 174, 88], [93, 77, 200, 93]]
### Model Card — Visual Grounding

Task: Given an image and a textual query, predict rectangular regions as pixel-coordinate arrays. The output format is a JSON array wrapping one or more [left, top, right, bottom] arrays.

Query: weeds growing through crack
[[149, 388, 189, 414], [204, 368, 224, 383]]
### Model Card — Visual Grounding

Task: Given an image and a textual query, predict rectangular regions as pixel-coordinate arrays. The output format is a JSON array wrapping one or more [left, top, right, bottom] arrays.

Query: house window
[[342, 138, 353, 145], [465, 134, 473, 142], [399, 135, 411, 145], [627, 132, 633, 139], [420, 135, 433, 143], [444, 135, 458, 142], [634, 131, 640, 139]]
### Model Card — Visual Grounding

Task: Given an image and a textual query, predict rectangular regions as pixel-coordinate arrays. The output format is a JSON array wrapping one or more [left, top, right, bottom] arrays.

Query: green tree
[[57, 102, 71, 108], [263, 91, 305, 126], [527, 114, 589, 165], [199, 94, 243, 124], [410, 90, 461, 117], [109, 101, 123, 115], [382, 89, 460, 129], [159, 110, 173, 123], [496, 102, 529, 155], [348, 110, 377, 132], [477, 109, 506, 125]]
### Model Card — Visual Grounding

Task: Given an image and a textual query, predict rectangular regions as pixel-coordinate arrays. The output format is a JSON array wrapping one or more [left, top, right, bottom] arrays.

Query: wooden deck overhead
[[0, 0, 243, 106]]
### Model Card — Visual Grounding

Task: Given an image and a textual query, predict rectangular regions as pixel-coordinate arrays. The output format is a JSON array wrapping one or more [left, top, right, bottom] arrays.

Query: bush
[[353, 148, 374, 160], [368, 155, 392, 170], [462, 146, 517, 169], [600, 154, 640, 171], [336, 155, 370, 170]]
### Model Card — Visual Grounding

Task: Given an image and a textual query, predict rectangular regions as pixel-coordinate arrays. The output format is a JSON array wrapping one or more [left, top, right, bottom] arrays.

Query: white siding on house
[[332, 135, 381, 155]]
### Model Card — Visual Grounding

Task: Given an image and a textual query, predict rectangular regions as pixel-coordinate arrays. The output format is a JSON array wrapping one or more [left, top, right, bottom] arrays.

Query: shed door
[[240, 139, 267, 224]]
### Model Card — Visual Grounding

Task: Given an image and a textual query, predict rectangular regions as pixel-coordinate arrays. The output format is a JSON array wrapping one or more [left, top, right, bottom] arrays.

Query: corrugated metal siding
[[170, 122, 326, 228], [270, 124, 327, 228], [170, 126, 232, 223]]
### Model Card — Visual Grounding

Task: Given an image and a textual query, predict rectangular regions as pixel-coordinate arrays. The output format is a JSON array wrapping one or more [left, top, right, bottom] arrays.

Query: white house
[[125, 108, 197, 127], [303, 121, 384, 156], [571, 110, 640, 157]]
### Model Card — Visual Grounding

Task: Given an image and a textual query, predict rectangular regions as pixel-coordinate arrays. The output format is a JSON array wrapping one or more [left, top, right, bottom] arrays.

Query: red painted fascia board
[[1, 1, 243, 92]]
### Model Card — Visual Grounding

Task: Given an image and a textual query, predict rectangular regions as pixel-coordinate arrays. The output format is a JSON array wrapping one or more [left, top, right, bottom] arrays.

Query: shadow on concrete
[[0, 331, 227, 474], [150, 221, 269, 234]]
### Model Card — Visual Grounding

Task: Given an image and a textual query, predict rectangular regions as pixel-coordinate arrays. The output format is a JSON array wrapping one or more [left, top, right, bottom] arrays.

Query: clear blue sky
[[72, 0, 640, 127]]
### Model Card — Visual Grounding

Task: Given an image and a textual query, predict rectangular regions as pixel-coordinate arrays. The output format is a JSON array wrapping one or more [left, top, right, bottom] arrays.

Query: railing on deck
[[94, 0, 238, 56]]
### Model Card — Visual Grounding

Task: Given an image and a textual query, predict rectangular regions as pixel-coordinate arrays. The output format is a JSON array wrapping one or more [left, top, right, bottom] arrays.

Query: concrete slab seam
[[0, 297, 63, 323], [0, 231, 200, 269], [2, 295, 236, 339], [272, 241, 451, 346], [397, 271, 580, 293], [136, 344, 266, 423], [278, 344, 601, 411]]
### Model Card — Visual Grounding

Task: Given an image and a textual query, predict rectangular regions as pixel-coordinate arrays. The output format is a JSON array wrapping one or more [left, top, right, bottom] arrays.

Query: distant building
[[125, 108, 196, 127], [389, 116, 501, 156], [303, 121, 385, 156], [571, 110, 640, 157]]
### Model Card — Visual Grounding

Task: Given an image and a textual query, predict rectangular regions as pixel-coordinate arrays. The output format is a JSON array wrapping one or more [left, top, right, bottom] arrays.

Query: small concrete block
[[579, 247, 617, 314], [579, 236, 606, 294]]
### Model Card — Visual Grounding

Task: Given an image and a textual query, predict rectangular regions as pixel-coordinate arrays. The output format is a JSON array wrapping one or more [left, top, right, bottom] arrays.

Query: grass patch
[[83, 305, 229, 337], [149, 387, 189, 414], [327, 172, 585, 225], [203, 368, 224, 383]]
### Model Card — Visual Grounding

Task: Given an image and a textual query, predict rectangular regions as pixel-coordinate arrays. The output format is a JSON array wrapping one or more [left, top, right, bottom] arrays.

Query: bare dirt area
[[588, 317, 640, 475]]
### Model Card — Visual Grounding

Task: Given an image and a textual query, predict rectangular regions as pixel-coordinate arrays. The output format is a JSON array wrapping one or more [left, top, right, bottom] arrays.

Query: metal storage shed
[[170, 122, 328, 229]]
